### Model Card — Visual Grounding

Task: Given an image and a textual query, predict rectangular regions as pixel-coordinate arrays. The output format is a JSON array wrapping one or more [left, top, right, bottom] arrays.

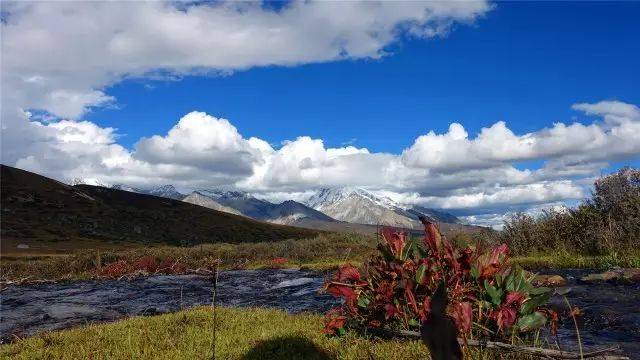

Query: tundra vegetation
[[499, 167, 640, 256], [323, 219, 556, 348]]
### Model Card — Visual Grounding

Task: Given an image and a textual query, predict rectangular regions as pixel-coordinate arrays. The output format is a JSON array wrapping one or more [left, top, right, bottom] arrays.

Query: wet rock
[[579, 268, 640, 284], [532, 274, 567, 287]]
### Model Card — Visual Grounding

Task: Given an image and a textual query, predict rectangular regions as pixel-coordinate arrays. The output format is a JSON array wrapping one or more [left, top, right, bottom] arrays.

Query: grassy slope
[[0, 307, 529, 360], [0, 165, 318, 250]]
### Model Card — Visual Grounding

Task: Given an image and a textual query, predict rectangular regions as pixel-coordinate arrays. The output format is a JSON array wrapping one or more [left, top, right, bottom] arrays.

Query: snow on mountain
[[305, 187, 459, 228], [195, 189, 252, 201], [263, 200, 337, 225], [110, 184, 185, 200], [68, 178, 109, 187], [306, 187, 416, 228], [190, 190, 336, 225], [182, 191, 243, 216], [144, 185, 185, 200], [111, 184, 137, 192], [199, 190, 274, 219]]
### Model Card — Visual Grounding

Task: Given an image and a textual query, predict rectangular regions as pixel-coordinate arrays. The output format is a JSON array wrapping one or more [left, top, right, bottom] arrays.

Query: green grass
[[512, 250, 640, 269], [0, 306, 536, 360]]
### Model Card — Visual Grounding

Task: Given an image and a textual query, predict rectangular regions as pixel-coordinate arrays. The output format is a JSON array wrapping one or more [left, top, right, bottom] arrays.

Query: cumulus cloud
[[384, 181, 585, 210], [402, 101, 640, 171], [134, 112, 261, 176]]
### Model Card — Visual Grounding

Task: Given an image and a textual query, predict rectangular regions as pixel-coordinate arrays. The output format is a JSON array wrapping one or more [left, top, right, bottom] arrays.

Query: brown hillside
[[0, 165, 318, 248]]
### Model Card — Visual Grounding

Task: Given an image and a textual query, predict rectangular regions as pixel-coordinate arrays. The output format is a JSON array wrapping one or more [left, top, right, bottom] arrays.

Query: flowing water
[[1, 269, 638, 357], [541, 269, 640, 357]]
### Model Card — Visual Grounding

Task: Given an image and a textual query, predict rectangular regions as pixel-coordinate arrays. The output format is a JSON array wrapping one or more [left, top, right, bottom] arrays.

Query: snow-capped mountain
[[182, 191, 243, 216], [197, 190, 275, 219], [71, 179, 182, 199], [111, 184, 185, 200], [68, 177, 109, 188], [144, 185, 185, 200], [189, 189, 337, 225], [305, 187, 459, 228], [263, 200, 336, 225]]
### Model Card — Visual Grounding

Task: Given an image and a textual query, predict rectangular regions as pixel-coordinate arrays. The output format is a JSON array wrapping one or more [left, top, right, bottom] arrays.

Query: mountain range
[[93, 182, 462, 230]]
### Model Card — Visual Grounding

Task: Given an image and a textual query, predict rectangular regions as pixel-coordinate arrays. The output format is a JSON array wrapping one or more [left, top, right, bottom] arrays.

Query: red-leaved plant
[[323, 218, 556, 341], [98, 256, 186, 278]]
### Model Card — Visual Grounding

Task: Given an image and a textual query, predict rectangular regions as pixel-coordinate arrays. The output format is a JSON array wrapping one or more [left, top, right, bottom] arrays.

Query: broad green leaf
[[415, 264, 427, 285], [484, 280, 503, 306], [517, 311, 547, 332], [520, 292, 551, 315], [409, 318, 420, 327], [505, 271, 516, 292]]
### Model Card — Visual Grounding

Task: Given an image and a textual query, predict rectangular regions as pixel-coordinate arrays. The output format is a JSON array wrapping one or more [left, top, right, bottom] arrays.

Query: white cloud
[[402, 101, 640, 171], [134, 111, 261, 176]]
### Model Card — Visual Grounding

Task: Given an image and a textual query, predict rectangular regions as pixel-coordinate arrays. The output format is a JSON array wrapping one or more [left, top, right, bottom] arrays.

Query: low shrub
[[323, 218, 556, 342]]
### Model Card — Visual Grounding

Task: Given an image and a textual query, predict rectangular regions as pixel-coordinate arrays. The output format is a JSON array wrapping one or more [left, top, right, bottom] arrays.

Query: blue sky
[[87, 1, 640, 153], [2, 1, 639, 225]]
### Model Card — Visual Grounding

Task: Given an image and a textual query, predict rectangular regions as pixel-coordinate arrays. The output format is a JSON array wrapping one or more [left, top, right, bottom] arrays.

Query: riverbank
[[2, 234, 639, 283], [1, 306, 546, 360]]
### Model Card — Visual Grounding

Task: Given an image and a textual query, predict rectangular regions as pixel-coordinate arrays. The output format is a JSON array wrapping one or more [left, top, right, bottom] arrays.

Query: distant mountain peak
[[306, 187, 460, 227], [195, 189, 252, 200], [108, 183, 185, 200], [306, 187, 397, 210], [145, 185, 184, 200], [152, 184, 178, 192], [68, 177, 109, 188], [183, 191, 243, 216]]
